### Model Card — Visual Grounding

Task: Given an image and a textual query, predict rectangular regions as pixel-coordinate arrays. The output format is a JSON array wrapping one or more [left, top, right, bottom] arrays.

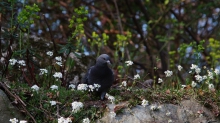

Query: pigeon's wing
[[82, 66, 94, 84]]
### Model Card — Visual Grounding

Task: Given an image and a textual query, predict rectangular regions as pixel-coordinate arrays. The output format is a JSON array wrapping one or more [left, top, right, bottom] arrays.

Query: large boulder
[[0, 89, 25, 123], [97, 100, 219, 123]]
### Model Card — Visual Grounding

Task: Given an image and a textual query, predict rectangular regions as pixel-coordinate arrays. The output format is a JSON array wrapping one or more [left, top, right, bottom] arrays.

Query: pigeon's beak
[[107, 60, 112, 67]]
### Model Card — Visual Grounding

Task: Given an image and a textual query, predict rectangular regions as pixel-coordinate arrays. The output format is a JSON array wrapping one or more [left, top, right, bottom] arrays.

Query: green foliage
[[88, 32, 109, 55], [207, 38, 220, 67], [17, 3, 40, 30]]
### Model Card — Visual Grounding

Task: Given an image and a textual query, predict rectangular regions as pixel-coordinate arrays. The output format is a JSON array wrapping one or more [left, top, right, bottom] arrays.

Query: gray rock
[[0, 89, 25, 123], [97, 100, 219, 123]]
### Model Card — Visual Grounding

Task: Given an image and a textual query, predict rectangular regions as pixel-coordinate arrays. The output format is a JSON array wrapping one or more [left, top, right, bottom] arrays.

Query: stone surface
[[97, 99, 219, 123], [0, 89, 25, 123]]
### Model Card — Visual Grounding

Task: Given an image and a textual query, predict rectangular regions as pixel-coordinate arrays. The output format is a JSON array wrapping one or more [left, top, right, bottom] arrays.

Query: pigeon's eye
[[103, 58, 106, 60]]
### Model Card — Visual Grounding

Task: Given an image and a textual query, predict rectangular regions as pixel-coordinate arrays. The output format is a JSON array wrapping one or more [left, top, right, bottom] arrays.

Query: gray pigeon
[[83, 54, 114, 100]]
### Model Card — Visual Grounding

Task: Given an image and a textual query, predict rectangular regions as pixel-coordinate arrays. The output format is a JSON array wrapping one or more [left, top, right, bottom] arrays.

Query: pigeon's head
[[96, 54, 112, 67]]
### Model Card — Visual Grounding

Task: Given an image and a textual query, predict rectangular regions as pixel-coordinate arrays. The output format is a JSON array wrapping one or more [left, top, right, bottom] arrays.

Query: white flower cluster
[[194, 75, 203, 82], [77, 84, 88, 91], [166, 111, 171, 116], [9, 118, 27, 123], [208, 83, 214, 90], [125, 61, 133, 66], [50, 101, 56, 106], [121, 81, 127, 87], [53, 72, 63, 78], [158, 78, 163, 83], [82, 118, 90, 123], [191, 81, 197, 88], [214, 69, 219, 75], [18, 60, 26, 66], [164, 70, 173, 77], [134, 74, 140, 80], [46, 51, 53, 56], [31, 85, 40, 92], [190, 64, 201, 74], [106, 93, 115, 104], [207, 70, 213, 79], [39, 68, 48, 75], [141, 99, 149, 107], [93, 84, 101, 91], [177, 65, 183, 71], [50, 85, 58, 90], [150, 105, 161, 111], [69, 84, 76, 90], [58, 117, 72, 123], [55, 56, 63, 66], [77, 83, 101, 92], [71, 101, 83, 113], [9, 59, 17, 65], [9, 59, 26, 66]]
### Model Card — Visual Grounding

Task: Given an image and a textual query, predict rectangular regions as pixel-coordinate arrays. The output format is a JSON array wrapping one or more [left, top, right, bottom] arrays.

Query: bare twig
[[0, 82, 37, 123], [42, 14, 57, 54]]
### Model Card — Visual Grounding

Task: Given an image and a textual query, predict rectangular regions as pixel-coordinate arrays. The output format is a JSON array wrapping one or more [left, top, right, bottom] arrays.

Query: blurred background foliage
[[1, 0, 220, 85]]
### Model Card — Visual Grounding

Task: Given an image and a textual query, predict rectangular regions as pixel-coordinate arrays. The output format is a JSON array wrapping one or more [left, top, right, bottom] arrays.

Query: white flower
[[178, 65, 183, 71], [58, 117, 65, 123], [195, 68, 201, 74], [58, 117, 72, 123], [109, 111, 116, 118], [166, 111, 171, 116], [191, 81, 197, 88], [108, 95, 115, 104], [9, 118, 18, 123], [50, 85, 58, 90], [88, 85, 95, 92], [121, 81, 127, 87], [194, 75, 203, 82], [56, 61, 63, 66], [50, 101, 56, 106], [214, 69, 219, 75], [157, 105, 162, 109], [77, 84, 88, 91], [158, 78, 163, 83], [141, 99, 149, 107], [134, 74, 140, 80], [208, 83, 214, 90], [82, 118, 90, 123], [168, 119, 173, 123], [19, 120, 27, 123], [39, 69, 48, 75], [55, 56, 62, 61], [190, 64, 198, 70], [181, 85, 186, 88], [150, 105, 157, 111], [71, 101, 83, 113], [93, 83, 101, 91], [207, 70, 213, 79], [125, 61, 133, 66], [53, 72, 63, 78], [31, 85, 40, 91], [18, 60, 26, 66], [65, 118, 72, 123], [9, 59, 17, 65], [46, 51, 53, 56], [164, 70, 173, 77], [202, 75, 207, 80], [69, 84, 76, 90]]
